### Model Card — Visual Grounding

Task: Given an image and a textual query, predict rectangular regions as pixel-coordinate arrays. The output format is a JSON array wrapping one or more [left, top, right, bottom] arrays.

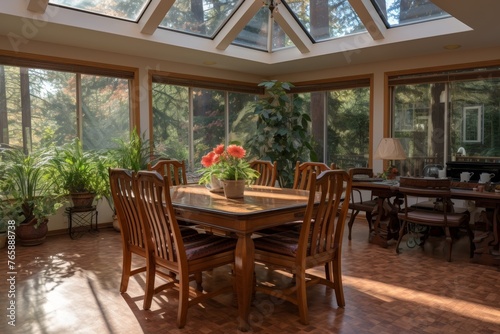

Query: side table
[[65, 206, 98, 239]]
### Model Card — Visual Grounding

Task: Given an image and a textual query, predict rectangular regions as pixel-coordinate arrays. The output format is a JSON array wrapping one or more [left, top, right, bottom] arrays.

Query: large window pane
[[327, 88, 370, 169], [81, 75, 130, 150], [192, 88, 225, 169], [228, 92, 258, 152], [152, 83, 190, 161]]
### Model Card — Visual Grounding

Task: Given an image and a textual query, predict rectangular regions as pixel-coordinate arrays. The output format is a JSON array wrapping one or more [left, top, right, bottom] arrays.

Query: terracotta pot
[[112, 214, 121, 232], [16, 218, 48, 246], [222, 179, 245, 199]]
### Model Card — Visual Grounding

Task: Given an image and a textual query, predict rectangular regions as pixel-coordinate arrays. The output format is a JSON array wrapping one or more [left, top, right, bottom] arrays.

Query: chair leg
[[445, 227, 453, 262], [332, 258, 345, 308], [396, 220, 408, 254], [296, 269, 309, 325], [177, 273, 190, 329], [347, 210, 359, 240], [120, 249, 132, 293], [143, 260, 156, 310]]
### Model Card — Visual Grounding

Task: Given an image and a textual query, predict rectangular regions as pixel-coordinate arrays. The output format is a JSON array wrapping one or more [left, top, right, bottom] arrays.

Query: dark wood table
[[170, 184, 319, 331], [352, 180, 500, 265]]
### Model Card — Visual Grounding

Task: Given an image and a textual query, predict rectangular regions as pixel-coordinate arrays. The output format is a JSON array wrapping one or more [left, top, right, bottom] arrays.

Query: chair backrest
[[292, 161, 335, 190], [298, 169, 351, 259], [348, 167, 374, 179], [109, 168, 146, 254], [398, 177, 452, 217], [250, 160, 278, 186], [147, 159, 188, 186], [134, 170, 186, 267]]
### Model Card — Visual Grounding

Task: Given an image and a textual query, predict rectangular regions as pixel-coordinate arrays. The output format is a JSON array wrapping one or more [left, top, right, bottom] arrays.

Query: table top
[[170, 184, 314, 218], [352, 179, 500, 203]]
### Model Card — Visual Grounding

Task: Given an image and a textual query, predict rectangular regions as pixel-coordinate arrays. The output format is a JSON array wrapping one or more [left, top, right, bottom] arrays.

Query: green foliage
[[246, 80, 316, 187], [108, 127, 150, 172], [0, 146, 65, 227], [47, 138, 109, 198]]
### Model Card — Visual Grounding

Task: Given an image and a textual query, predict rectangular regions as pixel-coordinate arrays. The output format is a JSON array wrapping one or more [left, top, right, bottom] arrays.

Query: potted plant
[[0, 146, 65, 246], [246, 80, 316, 187], [199, 143, 259, 198], [105, 128, 151, 230], [48, 138, 108, 208]]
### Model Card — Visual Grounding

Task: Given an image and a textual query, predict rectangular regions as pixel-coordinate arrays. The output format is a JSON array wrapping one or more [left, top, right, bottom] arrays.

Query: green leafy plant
[[198, 143, 259, 184], [47, 138, 108, 198], [246, 80, 316, 187], [0, 146, 64, 227], [108, 127, 150, 172]]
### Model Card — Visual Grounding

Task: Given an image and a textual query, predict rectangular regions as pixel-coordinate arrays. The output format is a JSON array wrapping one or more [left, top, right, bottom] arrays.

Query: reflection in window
[[391, 71, 500, 176]]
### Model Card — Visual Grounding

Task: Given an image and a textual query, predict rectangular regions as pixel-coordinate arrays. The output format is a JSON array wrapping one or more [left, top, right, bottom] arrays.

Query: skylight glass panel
[[285, 0, 366, 42], [233, 7, 269, 51], [159, 0, 241, 38], [49, 0, 151, 21], [371, 0, 450, 28]]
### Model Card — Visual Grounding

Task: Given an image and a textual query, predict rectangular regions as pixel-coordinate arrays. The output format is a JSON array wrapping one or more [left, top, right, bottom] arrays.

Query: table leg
[[369, 197, 389, 248], [234, 232, 254, 332]]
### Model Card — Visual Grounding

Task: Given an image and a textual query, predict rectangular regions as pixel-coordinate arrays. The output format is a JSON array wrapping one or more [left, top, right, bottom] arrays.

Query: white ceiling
[[0, 0, 499, 77]]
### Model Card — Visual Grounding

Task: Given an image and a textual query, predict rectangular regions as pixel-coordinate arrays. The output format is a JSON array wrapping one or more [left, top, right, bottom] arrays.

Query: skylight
[[370, 0, 450, 28], [49, 0, 151, 22]]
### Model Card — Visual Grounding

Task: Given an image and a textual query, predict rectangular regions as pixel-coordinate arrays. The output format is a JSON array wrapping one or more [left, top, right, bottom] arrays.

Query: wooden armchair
[[396, 177, 473, 262], [134, 170, 236, 328], [250, 160, 277, 186], [147, 159, 188, 186], [253, 170, 352, 324], [347, 168, 379, 240]]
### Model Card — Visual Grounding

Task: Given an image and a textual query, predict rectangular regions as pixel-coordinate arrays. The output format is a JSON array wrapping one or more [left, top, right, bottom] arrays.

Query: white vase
[[210, 175, 224, 190], [222, 179, 246, 199]]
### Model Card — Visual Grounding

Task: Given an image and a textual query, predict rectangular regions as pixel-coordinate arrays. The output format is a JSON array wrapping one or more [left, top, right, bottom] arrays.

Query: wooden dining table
[[169, 184, 319, 331], [352, 179, 500, 265]]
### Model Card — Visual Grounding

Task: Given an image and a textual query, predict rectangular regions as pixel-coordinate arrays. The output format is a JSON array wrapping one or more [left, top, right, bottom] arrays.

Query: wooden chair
[[147, 159, 188, 186], [292, 161, 336, 190], [257, 161, 335, 236], [347, 168, 379, 240], [396, 177, 472, 262], [250, 160, 277, 186], [253, 170, 351, 325], [134, 170, 236, 328], [109, 168, 146, 293]]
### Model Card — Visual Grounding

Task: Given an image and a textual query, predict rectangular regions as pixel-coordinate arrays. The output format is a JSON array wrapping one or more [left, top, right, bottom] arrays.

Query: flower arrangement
[[198, 143, 260, 185], [381, 166, 399, 180]]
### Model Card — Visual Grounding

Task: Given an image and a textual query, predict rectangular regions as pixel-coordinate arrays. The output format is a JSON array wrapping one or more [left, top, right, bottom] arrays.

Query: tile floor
[[0, 219, 499, 334]]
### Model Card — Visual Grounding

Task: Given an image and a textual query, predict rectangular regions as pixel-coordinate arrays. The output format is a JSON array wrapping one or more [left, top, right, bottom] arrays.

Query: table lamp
[[374, 138, 406, 180]]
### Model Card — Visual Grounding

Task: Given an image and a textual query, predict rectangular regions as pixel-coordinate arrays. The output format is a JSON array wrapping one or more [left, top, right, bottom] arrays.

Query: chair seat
[[398, 209, 469, 227], [254, 232, 300, 257], [256, 221, 302, 236], [349, 199, 378, 213], [182, 233, 237, 261]]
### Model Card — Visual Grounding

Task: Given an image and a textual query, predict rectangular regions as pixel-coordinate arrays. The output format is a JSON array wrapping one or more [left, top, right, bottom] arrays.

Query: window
[[390, 65, 500, 176], [0, 55, 133, 152], [152, 74, 371, 172]]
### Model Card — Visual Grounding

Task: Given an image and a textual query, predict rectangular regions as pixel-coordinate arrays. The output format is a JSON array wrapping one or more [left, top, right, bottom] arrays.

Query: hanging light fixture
[[264, 0, 280, 17]]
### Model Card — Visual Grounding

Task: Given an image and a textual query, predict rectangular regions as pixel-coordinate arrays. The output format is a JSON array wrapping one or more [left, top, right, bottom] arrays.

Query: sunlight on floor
[[343, 275, 500, 324]]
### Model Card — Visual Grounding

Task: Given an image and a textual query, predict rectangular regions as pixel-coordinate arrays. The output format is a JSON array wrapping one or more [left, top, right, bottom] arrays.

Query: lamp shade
[[374, 138, 406, 160]]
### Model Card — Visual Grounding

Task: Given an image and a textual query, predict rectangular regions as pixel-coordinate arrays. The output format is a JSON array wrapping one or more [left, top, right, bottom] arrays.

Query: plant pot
[[16, 218, 48, 246], [0, 233, 6, 249], [70, 192, 96, 208], [222, 179, 245, 199]]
